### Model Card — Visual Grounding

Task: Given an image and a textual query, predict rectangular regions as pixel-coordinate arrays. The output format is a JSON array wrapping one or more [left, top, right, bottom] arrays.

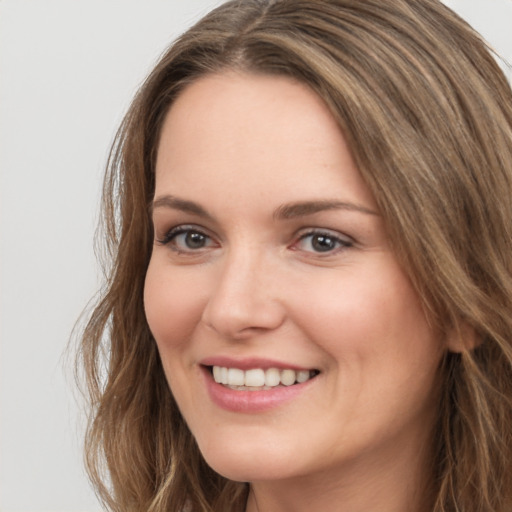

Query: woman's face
[[144, 72, 444, 485]]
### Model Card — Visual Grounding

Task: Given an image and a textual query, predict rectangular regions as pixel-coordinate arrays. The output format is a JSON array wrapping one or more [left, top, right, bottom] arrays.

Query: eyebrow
[[151, 195, 214, 219], [151, 195, 378, 219], [273, 200, 379, 219]]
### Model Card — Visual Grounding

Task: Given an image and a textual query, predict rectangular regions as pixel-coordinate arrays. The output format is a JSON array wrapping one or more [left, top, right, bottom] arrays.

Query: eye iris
[[185, 232, 206, 249], [312, 234, 336, 252]]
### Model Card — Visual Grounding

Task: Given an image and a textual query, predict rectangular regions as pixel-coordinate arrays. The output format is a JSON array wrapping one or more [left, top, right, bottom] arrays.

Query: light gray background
[[1, 1, 511, 511]]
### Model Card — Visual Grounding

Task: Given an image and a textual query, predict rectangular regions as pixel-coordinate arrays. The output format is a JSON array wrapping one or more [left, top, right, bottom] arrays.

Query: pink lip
[[199, 364, 317, 413], [200, 356, 313, 371]]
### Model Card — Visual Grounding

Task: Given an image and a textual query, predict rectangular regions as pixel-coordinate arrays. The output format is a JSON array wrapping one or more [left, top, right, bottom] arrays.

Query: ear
[[445, 321, 480, 353]]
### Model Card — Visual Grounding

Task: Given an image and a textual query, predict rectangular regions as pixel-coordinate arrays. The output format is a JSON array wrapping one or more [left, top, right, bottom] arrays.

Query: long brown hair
[[78, 1, 512, 510]]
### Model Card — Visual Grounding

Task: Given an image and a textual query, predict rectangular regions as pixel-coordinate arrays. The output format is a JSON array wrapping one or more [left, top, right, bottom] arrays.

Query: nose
[[201, 248, 286, 340]]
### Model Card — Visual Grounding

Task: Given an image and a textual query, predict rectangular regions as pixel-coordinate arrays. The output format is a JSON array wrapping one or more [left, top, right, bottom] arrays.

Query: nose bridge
[[201, 242, 284, 338]]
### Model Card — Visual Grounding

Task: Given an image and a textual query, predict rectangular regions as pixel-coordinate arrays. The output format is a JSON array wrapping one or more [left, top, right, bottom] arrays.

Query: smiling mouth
[[207, 366, 320, 390]]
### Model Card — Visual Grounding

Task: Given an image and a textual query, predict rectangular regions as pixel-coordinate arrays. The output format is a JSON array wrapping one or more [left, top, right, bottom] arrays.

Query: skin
[[144, 71, 446, 512]]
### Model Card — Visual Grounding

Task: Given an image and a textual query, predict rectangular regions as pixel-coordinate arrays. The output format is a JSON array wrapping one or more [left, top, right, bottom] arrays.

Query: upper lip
[[200, 356, 316, 371]]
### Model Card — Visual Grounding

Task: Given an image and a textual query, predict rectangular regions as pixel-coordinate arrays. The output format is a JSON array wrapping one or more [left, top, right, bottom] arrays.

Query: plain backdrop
[[1, 1, 511, 511]]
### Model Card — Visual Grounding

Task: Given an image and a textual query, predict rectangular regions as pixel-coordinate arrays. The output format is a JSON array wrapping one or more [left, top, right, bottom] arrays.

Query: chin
[[206, 457, 293, 483], [197, 433, 302, 483]]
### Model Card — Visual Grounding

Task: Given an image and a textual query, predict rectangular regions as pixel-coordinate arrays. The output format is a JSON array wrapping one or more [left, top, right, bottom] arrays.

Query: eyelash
[[293, 229, 353, 254], [156, 225, 353, 255], [156, 225, 214, 253]]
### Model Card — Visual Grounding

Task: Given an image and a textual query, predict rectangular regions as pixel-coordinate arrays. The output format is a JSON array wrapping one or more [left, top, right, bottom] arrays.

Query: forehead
[[154, 71, 377, 212], [157, 71, 342, 161]]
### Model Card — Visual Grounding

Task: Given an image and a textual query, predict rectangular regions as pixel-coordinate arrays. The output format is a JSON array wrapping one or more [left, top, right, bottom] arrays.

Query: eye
[[293, 230, 353, 254], [157, 225, 216, 253]]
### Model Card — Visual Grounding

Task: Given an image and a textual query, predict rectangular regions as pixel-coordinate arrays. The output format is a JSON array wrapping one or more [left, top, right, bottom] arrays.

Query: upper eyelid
[[156, 224, 213, 245], [296, 227, 354, 242], [298, 227, 347, 236], [292, 228, 355, 254], [159, 223, 211, 236]]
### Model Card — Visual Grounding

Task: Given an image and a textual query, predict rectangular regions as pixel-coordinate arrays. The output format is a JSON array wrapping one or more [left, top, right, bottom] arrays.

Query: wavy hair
[[77, 0, 512, 510]]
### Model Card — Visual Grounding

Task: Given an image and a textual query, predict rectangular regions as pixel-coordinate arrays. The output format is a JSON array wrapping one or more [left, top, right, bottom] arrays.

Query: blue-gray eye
[[180, 231, 208, 249], [296, 231, 352, 254], [310, 234, 337, 252], [159, 226, 214, 251]]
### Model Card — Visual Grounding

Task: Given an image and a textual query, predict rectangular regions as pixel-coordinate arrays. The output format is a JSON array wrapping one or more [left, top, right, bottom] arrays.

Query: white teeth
[[296, 370, 310, 383], [211, 366, 317, 388], [227, 368, 245, 386], [245, 368, 265, 387], [280, 369, 296, 386], [213, 366, 229, 384], [265, 368, 280, 387]]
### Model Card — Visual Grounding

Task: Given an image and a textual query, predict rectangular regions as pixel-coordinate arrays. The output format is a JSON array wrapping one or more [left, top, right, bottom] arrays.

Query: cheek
[[286, 269, 401, 346], [289, 261, 441, 385], [295, 269, 442, 441], [143, 261, 206, 353]]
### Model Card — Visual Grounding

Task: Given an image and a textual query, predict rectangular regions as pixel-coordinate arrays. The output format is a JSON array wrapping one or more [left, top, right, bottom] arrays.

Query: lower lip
[[201, 367, 315, 413]]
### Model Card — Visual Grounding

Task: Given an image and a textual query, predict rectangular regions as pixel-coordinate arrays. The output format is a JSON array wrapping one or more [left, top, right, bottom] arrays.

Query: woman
[[78, 0, 512, 511]]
